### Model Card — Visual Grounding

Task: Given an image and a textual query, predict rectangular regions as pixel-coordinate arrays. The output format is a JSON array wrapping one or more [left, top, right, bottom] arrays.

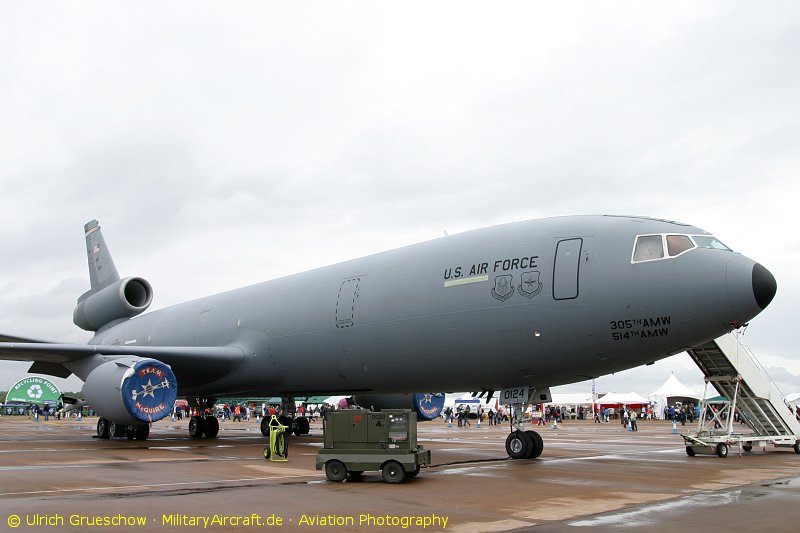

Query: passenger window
[[633, 235, 664, 262], [667, 235, 694, 256]]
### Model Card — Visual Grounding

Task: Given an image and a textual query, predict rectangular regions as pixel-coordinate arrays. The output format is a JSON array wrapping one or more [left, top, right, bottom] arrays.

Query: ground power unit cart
[[316, 409, 431, 483]]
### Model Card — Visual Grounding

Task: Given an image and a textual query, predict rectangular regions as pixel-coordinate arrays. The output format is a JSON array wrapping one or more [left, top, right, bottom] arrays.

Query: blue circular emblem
[[413, 393, 446, 420], [121, 360, 178, 423]]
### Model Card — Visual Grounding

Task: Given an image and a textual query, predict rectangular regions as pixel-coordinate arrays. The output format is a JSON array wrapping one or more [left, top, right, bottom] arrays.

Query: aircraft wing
[[0, 333, 65, 345], [0, 340, 245, 381]]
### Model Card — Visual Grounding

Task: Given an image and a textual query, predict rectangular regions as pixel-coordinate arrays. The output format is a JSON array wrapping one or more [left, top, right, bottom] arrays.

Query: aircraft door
[[553, 238, 582, 300], [335, 277, 360, 328]]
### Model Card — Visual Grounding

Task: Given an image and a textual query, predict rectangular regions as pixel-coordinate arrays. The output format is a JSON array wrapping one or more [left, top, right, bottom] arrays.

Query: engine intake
[[73, 276, 153, 331], [81, 357, 177, 425]]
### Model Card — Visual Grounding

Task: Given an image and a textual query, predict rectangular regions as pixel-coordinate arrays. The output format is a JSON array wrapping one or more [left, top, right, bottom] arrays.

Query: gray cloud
[[1, 2, 798, 392]]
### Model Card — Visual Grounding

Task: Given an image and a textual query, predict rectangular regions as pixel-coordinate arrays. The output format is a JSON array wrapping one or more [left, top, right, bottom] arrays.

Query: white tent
[[551, 393, 594, 404], [595, 392, 648, 405], [649, 373, 701, 419], [785, 392, 800, 407]]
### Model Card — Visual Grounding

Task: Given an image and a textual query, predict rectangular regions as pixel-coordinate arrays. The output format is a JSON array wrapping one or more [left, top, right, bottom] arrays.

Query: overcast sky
[[1, 2, 798, 399]]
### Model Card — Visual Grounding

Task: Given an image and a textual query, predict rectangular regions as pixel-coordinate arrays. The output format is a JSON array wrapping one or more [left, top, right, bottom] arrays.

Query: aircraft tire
[[381, 460, 406, 484], [506, 430, 533, 459], [325, 460, 347, 482], [133, 425, 150, 440], [278, 415, 292, 432], [96, 418, 110, 440], [686, 446, 696, 457], [525, 430, 544, 459], [203, 417, 219, 438], [109, 421, 126, 439], [260, 417, 270, 436], [716, 443, 728, 458], [188, 416, 205, 438], [294, 416, 310, 436]]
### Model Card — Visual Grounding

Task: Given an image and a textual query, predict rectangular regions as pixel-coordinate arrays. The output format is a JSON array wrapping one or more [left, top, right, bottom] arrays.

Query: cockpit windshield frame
[[631, 234, 732, 264]]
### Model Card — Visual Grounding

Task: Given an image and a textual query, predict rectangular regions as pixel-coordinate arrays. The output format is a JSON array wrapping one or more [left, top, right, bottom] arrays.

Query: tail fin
[[83, 219, 120, 292], [73, 220, 153, 331]]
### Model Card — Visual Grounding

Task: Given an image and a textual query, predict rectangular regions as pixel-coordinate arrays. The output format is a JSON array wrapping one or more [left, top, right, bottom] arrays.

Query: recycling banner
[[6, 376, 61, 404]]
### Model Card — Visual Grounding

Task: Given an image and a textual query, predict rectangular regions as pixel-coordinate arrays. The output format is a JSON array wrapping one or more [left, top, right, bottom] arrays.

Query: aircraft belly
[[269, 305, 546, 393]]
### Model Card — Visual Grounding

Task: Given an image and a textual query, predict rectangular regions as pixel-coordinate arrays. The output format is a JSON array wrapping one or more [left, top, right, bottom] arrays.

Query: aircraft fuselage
[[82, 215, 773, 398]]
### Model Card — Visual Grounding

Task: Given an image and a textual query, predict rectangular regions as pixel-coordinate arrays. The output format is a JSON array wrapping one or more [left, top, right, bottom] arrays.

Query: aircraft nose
[[752, 263, 777, 310], [726, 256, 777, 325]]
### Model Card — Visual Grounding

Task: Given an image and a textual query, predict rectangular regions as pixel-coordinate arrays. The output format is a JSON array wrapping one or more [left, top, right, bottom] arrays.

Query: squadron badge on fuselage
[[518, 271, 543, 299], [491, 275, 515, 302]]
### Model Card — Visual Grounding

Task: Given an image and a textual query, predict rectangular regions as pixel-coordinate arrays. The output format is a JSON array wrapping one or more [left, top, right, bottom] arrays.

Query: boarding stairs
[[683, 332, 800, 457]]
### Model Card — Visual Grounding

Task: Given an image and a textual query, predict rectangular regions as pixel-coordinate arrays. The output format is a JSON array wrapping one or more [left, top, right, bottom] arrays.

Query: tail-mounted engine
[[81, 357, 177, 425], [73, 276, 153, 331], [353, 393, 446, 420]]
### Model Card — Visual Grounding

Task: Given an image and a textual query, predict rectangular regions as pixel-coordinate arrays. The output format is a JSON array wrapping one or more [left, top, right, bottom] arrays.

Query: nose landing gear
[[505, 429, 543, 459], [504, 387, 546, 460]]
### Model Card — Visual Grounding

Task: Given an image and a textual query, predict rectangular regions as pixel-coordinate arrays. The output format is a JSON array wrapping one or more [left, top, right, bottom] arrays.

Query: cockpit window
[[632, 235, 664, 262], [667, 235, 694, 256], [692, 235, 731, 251], [632, 233, 731, 263]]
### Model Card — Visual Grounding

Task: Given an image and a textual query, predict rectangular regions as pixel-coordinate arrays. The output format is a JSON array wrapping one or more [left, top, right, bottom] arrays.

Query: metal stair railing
[[687, 333, 799, 438]]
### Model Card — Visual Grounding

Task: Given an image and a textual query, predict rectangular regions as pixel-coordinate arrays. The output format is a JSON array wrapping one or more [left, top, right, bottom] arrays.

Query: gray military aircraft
[[0, 215, 777, 458]]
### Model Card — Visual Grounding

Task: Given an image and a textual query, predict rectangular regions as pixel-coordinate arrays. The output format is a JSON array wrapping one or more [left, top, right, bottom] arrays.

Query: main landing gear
[[259, 396, 311, 438], [187, 396, 220, 439], [95, 418, 150, 440], [260, 414, 310, 437], [188, 415, 220, 438]]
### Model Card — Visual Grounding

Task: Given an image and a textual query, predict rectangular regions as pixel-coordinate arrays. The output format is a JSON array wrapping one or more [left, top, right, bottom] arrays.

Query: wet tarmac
[[0, 415, 798, 532]]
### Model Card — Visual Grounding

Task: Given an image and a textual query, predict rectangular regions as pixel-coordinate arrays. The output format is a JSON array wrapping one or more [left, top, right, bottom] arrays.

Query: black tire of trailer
[[325, 460, 347, 482], [716, 443, 728, 458], [381, 460, 406, 484]]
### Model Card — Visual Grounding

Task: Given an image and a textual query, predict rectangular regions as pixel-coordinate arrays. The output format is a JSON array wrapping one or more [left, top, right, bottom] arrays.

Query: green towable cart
[[316, 409, 431, 483]]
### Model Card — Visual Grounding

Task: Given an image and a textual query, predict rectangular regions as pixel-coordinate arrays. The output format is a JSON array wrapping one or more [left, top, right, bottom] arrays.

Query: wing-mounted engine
[[354, 393, 446, 421], [73, 276, 153, 331], [81, 357, 177, 425]]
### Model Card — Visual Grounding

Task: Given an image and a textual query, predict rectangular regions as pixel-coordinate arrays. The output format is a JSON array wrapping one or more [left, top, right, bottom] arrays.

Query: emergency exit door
[[553, 238, 582, 300]]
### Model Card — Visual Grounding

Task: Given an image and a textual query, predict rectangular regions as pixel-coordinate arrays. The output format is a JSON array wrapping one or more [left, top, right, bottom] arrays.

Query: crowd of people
[[442, 404, 512, 427], [0, 401, 91, 419]]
